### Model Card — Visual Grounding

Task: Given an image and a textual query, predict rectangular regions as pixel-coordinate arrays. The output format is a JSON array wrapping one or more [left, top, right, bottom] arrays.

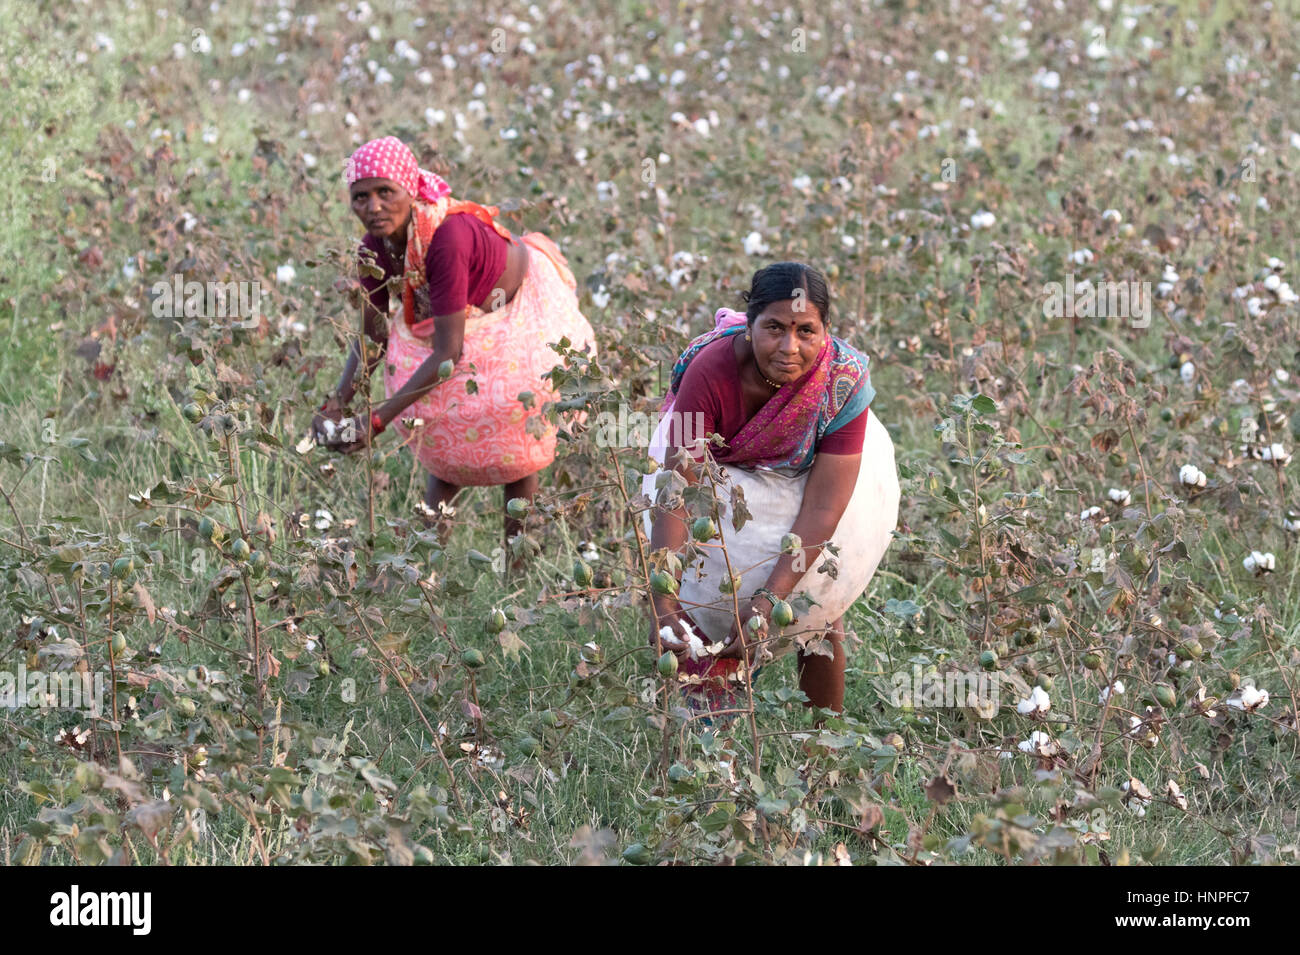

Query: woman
[[313, 136, 595, 544], [646, 262, 899, 716]]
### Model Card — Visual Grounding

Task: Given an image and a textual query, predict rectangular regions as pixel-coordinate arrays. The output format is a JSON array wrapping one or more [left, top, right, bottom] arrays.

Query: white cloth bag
[[641, 409, 901, 656]]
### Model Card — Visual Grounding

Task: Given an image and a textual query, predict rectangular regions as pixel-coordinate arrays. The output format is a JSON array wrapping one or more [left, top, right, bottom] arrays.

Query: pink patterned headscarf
[[343, 136, 451, 203]]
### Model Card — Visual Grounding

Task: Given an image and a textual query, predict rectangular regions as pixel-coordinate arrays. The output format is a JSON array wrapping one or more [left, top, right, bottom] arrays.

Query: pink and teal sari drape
[[661, 307, 874, 470]]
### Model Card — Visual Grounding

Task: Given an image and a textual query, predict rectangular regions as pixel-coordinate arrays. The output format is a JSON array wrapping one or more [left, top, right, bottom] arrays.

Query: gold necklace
[[759, 369, 782, 390]]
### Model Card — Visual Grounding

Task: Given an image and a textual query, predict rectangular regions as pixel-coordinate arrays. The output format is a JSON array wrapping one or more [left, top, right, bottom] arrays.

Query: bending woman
[[314, 136, 595, 544], [647, 262, 899, 715]]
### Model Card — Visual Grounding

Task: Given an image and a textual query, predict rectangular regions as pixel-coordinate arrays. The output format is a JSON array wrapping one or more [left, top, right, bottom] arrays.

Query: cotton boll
[[969, 209, 996, 229], [1108, 487, 1131, 506], [1069, 248, 1095, 265], [1102, 208, 1122, 224], [1179, 464, 1207, 488], [1179, 361, 1195, 383], [743, 231, 770, 256], [1016, 685, 1051, 715], [276, 263, 296, 284]]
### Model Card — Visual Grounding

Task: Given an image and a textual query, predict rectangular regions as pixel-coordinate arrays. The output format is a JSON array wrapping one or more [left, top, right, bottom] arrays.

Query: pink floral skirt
[[383, 232, 595, 486]]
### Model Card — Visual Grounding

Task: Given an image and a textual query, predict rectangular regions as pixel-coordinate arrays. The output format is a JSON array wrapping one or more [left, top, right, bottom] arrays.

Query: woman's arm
[[761, 452, 861, 598], [373, 309, 465, 427], [720, 451, 861, 657]]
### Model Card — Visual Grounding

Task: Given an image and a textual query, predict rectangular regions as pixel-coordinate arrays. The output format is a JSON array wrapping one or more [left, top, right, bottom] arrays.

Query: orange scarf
[[402, 196, 515, 337]]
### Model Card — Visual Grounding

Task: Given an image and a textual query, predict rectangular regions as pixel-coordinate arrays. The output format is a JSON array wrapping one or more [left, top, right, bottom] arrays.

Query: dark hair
[[739, 262, 831, 327]]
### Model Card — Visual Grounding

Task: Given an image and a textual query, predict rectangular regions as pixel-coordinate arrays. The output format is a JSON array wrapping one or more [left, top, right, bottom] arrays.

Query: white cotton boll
[[276, 262, 296, 284], [692, 117, 711, 138], [1080, 505, 1103, 522], [1261, 443, 1291, 464], [743, 231, 770, 256], [1108, 487, 1131, 506], [1102, 208, 1122, 224], [1264, 273, 1281, 292], [1277, 283, 1299, 305], [933, 49, 949, 63], [1179, 464, 1206, 488], [970, 210, 995, 229], [1035, 69, 1060, 90], [301, 153, 317, 169], [1162, 265, 1180, 284], [1284, 512, 1300, 532], [1100, 680, 1124, 703], [1179, 360, 1195, 383], [374, 67, 394, 84], [1069, 248, 1094, 265], [595, 181, 617, 201], [658, 625, 684, 648], [1017, 730, 1058, 755], [1016, 685, 1051, 715], [1247, 296, 1265, 317], [792, 174, 812, 192], [314, 508, 334, 530], [591, 286, 610, 309]]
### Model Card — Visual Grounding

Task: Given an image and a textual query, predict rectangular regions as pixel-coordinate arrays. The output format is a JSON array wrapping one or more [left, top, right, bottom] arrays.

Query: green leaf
[[971, 394, 997, 415]]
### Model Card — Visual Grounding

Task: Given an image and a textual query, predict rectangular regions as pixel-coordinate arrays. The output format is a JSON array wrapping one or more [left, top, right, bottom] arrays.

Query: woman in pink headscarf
[[313, 137, 595, 546]]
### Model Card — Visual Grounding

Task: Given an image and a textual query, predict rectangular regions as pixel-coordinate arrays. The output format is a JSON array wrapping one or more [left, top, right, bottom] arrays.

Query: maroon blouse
[[358, 213, 509, 319]]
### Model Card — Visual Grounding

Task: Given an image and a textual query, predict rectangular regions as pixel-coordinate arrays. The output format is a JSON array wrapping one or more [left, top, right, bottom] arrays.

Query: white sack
[[642, 409, 900, 657]]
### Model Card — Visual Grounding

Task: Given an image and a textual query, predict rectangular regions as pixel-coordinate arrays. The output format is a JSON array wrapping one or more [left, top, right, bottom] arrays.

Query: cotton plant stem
[[607, 445, 675, 776]]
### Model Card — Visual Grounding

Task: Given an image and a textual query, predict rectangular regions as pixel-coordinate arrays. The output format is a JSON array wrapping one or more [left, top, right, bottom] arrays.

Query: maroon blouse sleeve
[[817, 406, 868, 455], [357, 233, 393, 314], [667, 347, 725, 459], [423, 216, 473, 316]]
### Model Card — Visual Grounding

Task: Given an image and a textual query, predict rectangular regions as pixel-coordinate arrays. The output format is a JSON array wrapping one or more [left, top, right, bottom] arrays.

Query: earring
[[744, 333, 751, 341]]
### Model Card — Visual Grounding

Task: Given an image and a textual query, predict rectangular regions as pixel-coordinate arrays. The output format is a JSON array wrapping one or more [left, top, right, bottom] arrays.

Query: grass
[[0, 0, 1298, 865]]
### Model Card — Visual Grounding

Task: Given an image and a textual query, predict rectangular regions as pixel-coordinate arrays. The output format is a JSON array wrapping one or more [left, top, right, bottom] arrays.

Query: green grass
[[1, 0, 1298, 865]]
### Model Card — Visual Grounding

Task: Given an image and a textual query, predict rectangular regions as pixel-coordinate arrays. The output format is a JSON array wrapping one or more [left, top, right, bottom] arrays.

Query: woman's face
[[749, 298, 826, 385], [350, 177, 413, 242]]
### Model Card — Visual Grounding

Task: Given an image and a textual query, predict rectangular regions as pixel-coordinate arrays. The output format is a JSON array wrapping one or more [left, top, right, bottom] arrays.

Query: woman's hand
[[720, 595, 771, 661], [312, 396, 348, 446], [337, 414, 375, 455], [650, 600, 697, 659]]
